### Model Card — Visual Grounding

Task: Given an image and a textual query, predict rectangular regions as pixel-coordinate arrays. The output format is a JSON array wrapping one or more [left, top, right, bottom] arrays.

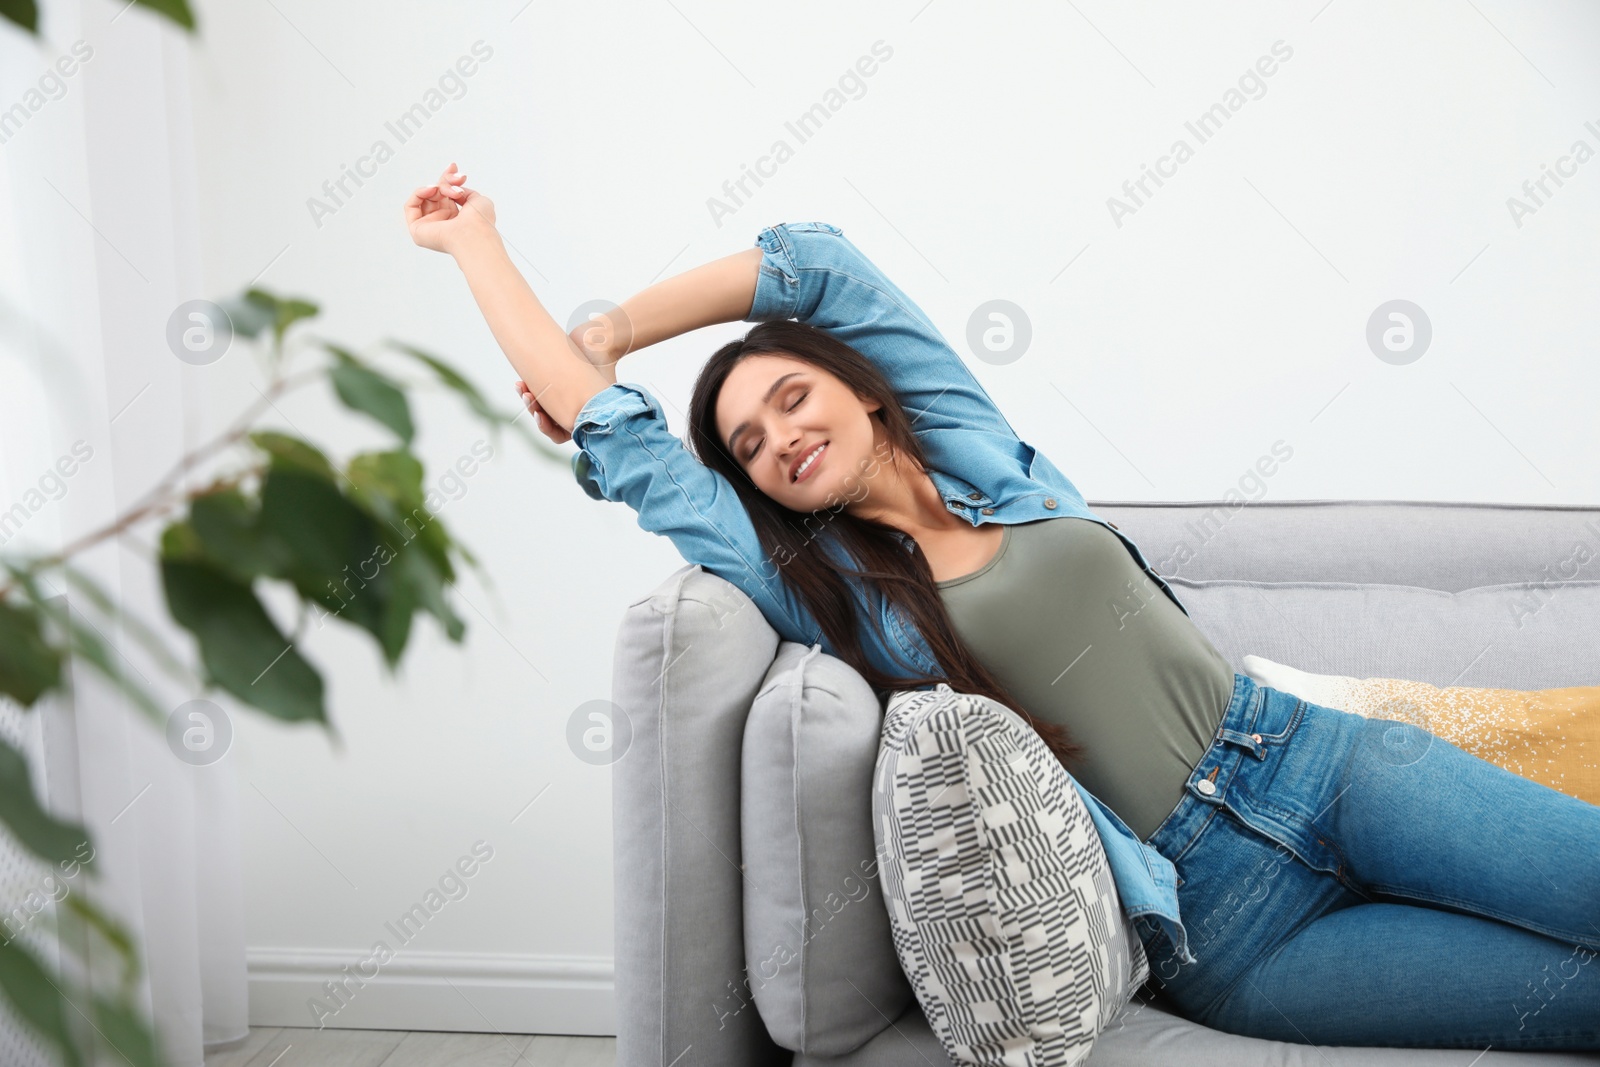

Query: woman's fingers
[[438, 164, 467, 196], [409, 189, 436, 218], [406, 183, 450, 219], [513, 381, 570, 442], [409, 168, 465, 217]]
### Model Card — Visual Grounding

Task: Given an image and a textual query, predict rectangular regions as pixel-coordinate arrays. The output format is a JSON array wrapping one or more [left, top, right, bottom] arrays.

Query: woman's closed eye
[[745, 391, 808, 463]]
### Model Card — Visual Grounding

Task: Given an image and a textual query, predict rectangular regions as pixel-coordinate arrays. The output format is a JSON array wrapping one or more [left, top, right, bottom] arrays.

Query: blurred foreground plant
[[0, 0, 196, 36], [0, 288, 552, 1065]]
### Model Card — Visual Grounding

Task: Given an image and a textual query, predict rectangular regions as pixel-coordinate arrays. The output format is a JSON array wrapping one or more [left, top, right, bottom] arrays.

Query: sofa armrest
[[611, 564, 791, 1066]]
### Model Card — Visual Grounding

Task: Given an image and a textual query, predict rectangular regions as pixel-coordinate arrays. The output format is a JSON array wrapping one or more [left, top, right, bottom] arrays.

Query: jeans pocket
[[1250, 688, 1308, 745]]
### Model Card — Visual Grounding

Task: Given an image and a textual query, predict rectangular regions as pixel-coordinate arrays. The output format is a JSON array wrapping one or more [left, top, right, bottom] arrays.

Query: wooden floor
[[204, 1027, 616, 1067]]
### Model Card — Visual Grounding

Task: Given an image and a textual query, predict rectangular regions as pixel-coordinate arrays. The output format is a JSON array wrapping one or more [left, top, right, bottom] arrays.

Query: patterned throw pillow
[[1242, 654, 1600, 806], [872, 683, 1148, 1067]]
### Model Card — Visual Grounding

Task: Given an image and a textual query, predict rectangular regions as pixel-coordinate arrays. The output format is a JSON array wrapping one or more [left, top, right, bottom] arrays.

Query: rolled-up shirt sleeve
[[568, 380, 822, 646], [746, 221, 1023, 443]]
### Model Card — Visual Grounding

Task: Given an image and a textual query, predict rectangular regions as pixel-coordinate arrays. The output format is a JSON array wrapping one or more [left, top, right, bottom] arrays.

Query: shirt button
[[980, 507, 994, 515], [1196, 778, 1217, 796], [967, 491, 983, 500], [1043, 497, 1057, 509]]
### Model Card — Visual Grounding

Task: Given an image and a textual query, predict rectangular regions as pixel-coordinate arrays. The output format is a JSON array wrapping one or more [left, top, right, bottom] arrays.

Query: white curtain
[[0, 1, 247, 1064]]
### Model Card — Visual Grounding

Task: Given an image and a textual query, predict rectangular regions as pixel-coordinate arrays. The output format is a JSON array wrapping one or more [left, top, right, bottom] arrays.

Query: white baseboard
[[248, 948, 615, 1035]]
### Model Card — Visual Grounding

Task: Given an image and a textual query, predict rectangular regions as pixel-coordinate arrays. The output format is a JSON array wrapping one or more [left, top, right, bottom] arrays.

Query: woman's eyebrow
[[727, 372, 805, 454]]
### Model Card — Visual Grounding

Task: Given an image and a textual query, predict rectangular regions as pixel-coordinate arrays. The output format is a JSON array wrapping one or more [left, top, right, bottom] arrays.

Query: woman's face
[[716, 353, 883, 510]]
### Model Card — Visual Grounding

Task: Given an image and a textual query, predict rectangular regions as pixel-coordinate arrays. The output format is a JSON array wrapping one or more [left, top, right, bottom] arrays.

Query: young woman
[[405, 163, 1600, 1050]]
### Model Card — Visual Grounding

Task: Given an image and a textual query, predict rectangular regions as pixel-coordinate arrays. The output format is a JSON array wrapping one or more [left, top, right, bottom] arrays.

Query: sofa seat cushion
[[793, 991, 1600, 1066], [872, 684, 1148, 1066]]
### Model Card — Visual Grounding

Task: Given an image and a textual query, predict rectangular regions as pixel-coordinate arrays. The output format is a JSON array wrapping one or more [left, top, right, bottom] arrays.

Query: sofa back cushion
[[1168, 577, 1600, 692], [1089, 500, 1600, 594], [740, 641, 915, 1054]]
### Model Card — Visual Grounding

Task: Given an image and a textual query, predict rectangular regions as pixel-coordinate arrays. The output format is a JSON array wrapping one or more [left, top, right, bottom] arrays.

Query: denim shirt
[[570, 220, 1198, 966]]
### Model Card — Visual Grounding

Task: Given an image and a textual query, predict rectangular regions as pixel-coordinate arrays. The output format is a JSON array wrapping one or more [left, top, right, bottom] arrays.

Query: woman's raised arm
[[581, 221, 1022, 445], [572, 245, 765, 368], [403, 163, 615, 435]]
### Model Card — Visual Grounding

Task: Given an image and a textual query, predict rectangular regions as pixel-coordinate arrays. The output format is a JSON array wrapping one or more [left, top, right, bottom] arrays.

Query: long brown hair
[[687, 320, 1086, 772]]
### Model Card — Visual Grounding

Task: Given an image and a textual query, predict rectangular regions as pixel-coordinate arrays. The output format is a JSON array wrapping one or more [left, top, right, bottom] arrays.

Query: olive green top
[[935, 516, 1236, 842]]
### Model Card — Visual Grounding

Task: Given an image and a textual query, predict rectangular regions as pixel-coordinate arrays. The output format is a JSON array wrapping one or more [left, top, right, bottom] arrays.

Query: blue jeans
[[1133, 671, 1600, 1050]]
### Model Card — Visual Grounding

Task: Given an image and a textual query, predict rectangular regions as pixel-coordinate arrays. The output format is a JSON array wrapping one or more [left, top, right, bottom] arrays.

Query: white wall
[[32, 0, 1600, 1036]]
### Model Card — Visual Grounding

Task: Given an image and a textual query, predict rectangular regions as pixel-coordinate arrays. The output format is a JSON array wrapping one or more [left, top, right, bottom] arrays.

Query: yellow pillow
[[1241, 655, 1599, 807]]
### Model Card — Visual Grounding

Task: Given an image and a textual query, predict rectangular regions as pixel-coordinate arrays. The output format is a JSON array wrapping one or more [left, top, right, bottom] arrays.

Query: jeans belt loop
[[1217, 727, 1268, 760]]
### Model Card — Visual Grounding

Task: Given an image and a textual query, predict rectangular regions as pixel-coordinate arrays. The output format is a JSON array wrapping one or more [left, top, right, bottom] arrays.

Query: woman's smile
[[793, 442, 828, 483]]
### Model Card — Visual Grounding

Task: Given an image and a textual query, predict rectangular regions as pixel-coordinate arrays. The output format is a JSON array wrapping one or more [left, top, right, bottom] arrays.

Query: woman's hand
[[515, 379, 573, 445], [514, 330, 618, 444], [404, 162, 497, 255]]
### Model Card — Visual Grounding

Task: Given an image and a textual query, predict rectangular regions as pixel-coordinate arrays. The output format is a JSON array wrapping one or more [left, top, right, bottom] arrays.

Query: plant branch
[[0, 368, 323, 601]]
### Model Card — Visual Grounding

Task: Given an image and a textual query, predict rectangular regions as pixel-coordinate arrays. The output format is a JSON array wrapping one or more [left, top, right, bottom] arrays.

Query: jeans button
[[1196, 778, 1216, 796], [981, 507, 994, 515], [1251, 733, 1262, 743], [967, 491, 982, 500]]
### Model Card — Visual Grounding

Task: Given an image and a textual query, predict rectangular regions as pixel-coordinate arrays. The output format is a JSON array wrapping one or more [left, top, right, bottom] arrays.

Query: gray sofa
[[608, 498, 1600, 1066]]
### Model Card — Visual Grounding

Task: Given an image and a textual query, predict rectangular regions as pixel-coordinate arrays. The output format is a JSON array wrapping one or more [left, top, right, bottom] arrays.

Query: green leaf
[[346, 449, 496, 595], [159, 551, 326, 725], [248, 431, 336, 481], [60, 894, 134, 977], [0, 939, 81, 1067], [345, 451, 454, 584], [448, 534, 493, 600], [0, 597, 61, 706], [259, 466, 372, 588], [0, 734, 93, 869], [395, 540, 465, 644], [252, 289, 317, 349], [159, 520, 204, 564], [0, 1, 40, 35], [383, 340, 497, 424], [374, 572, 416, 666], [55, 563, 193, 688], [326, 347, 415, 445], [218, 291, 274, 340], [257, 466, 399, 651], [131, 0, 195, 31], [90, 995, 162, 1067], [380, 339, 556, 459], [220, 288, 316, 350], [3, 567, 168, 729], [55, 612, 168, 728], [188, 487, 292, 583], [343, 451, 475, 655]]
